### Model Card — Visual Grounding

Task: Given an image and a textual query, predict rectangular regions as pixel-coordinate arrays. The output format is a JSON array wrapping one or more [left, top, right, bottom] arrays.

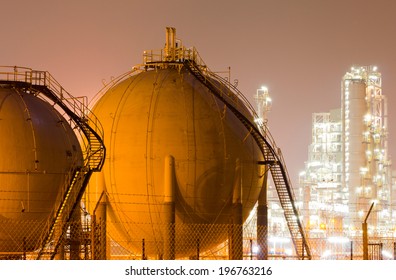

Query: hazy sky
[[1, 0, 396, 187]]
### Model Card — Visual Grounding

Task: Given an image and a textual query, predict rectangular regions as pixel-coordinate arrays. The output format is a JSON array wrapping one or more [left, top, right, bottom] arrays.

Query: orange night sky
[[1, 0, 396, 187]]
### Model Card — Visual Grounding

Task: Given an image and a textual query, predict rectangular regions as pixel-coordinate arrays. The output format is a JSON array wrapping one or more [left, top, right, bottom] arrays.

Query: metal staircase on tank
[[0, 67, 106, 259], [181, 56, 311, 259]]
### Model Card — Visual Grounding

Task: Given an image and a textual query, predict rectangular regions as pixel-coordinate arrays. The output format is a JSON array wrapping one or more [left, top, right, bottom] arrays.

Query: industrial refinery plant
[[0, 28, 394, 260], [0, 28, 309, 260], [297, 66, 396, 259]]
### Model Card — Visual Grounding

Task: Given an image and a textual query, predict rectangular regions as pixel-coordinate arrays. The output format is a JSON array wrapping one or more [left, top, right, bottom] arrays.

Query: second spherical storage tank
[[87, 66, 264, 258], [0, 85, 83, 253]]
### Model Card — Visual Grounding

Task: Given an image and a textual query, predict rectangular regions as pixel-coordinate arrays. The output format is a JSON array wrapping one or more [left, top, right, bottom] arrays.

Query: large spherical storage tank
[[87, 66, 264, 258], [0, 86, 83, 253]]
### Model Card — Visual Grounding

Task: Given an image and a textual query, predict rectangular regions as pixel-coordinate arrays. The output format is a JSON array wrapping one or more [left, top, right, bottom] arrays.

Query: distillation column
[[342, 78, 366, 227]]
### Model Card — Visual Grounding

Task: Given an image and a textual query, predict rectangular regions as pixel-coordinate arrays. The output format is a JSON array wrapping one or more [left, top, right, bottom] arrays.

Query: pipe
[[165, 27, 176, 61]]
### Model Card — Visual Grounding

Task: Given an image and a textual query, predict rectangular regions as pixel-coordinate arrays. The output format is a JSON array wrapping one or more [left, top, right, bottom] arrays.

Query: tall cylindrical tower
[[342, 66, 392, 230]]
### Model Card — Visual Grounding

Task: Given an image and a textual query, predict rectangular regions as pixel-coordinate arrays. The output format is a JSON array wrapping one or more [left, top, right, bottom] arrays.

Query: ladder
[[32, 83, 105, 259], [183, 59, 311, 259]]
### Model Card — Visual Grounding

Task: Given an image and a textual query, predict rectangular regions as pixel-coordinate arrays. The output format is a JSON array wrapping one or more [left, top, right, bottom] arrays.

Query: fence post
[[380, 243, 383, 260], [362, 202, 375, 260], [23, 237, 26, 260], [250, 239, 253, 260], [362, 222, 368, 260], [142, 239, 146, 260], [350, 240, 353, 260], [196, 239, 200, 260]]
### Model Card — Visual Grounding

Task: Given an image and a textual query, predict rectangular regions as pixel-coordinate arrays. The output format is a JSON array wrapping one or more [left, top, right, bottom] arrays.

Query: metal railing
[[0, 66, 105, 171], [0, 66, 100, 128]]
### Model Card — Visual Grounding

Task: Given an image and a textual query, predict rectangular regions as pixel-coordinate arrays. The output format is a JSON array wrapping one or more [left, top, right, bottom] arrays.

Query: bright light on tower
[[255, 86, 272, 129]]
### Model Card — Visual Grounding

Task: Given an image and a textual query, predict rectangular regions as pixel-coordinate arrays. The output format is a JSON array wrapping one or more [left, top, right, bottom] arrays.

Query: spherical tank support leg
[[93, 192, 107, 260], [163, 155, 176, 260], [257, 165, 269, 260], [230, 159, 243, 260], [69, 209, 82, 260]]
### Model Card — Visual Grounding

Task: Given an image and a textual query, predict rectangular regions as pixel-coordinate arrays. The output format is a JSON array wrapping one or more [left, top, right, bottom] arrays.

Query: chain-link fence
[[1, 218, 395, 260], [307, 236, 396, 260]]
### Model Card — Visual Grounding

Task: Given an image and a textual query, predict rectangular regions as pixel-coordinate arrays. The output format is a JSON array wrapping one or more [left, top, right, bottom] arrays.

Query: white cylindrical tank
[[344, 81, 367, 222], [87, 66, 264, 258], [0, 86, 83, 253]]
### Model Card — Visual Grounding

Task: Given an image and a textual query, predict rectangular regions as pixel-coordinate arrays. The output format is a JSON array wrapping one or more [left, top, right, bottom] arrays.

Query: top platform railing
[[143, 46, 206, 70], [142, 47, 285, 168], [1, 66, 85, 117]]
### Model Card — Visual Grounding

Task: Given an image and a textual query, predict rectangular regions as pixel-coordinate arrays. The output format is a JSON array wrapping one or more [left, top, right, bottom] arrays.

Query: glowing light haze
[[1, 0, 395, 187]]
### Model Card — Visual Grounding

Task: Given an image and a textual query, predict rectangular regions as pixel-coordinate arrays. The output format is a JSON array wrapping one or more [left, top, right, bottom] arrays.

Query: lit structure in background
[[298, 109, 345, 237], [254, 87, 288, 237], [299, 66, 394, 238], [248, 86, 294, 256], [254, 86, 272, 128], [342, 66, 393, 232]]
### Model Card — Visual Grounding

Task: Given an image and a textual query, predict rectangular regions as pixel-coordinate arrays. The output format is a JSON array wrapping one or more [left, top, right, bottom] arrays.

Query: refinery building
[[299, 66, 395, 240]]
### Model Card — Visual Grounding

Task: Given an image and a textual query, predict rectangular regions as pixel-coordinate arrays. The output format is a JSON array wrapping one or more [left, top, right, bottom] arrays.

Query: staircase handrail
[[0, 66, 105, 258], [0, 66, 105, 171], [182, 59, 311, 259]]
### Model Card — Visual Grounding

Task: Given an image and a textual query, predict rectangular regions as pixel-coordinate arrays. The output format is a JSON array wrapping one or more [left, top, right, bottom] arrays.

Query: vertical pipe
[[257, 165, 269, 260], [230, 159, 243, 260], [163, 155, 176, 260], [171, 27, 176, 60], [165, 27, 171, 58], [165, 27, 176, 60]]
